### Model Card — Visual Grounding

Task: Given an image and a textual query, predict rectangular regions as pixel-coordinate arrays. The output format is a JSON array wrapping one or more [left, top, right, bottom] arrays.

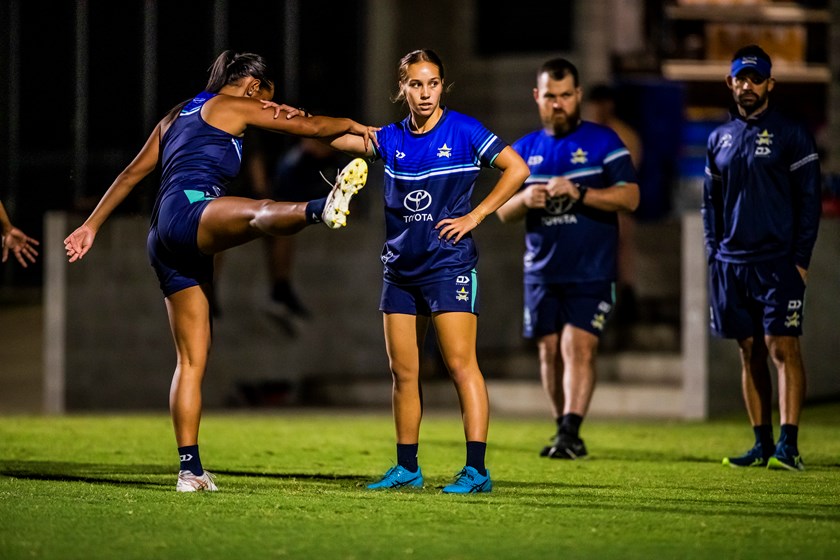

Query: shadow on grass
[[0, 460, 370, 488], [0, 460, 171, 488]]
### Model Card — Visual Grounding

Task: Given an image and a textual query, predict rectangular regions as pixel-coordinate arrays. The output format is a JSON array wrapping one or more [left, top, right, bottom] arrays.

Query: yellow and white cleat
[[322, 158, 368, 229]]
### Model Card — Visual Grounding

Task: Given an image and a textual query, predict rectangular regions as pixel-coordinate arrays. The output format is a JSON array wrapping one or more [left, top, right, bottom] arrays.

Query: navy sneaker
[[366, 465, 424, 489], [541, 432, 588, 459], [722, 443, 772, 468], [442, 466, 492, 494], [767, 444, 804, 472]]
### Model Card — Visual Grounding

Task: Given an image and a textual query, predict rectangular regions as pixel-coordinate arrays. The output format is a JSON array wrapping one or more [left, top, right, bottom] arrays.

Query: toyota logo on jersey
[[404, 190, 433, 212]]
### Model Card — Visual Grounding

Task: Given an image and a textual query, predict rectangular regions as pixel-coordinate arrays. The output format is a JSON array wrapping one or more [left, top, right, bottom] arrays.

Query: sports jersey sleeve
[[469, 121, 507, 168], [702, 132, 723, 262], [788, 125, 821, 269], [601, 130, 637, 186]]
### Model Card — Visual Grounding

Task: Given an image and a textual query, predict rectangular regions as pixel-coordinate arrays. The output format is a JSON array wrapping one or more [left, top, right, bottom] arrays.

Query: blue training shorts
[[147, 189, 216, 297], [380, 270, 480, 316], [523, 281, 615, 339], [708, 257, 806, 339]]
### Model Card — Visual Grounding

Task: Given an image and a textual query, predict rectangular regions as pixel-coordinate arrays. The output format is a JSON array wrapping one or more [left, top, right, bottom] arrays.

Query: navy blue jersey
[[373, 108, 507, 285], [703, 105, 821, 268], [512, 121, 636, 283], [152, 92, 243, 227]]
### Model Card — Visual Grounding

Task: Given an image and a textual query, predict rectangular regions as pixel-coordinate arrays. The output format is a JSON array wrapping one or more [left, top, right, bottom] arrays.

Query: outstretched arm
[[64, 120, 163, 262], [212, 97, 379, 153], [436, 146, 530, 243], [0, 200, 40, 268]]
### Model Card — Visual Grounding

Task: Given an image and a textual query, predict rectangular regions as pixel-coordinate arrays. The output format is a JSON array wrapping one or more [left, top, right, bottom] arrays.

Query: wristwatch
[[576, 184, 588, 204]]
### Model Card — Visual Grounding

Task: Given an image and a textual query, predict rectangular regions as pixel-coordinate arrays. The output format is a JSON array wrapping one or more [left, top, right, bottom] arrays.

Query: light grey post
[[44, 212, 67, 414], [682, 212, 709, 419]]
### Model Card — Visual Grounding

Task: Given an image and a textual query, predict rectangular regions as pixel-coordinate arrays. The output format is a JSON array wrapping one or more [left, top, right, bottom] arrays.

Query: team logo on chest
[[437, 144, 452, 158], [570, 148, 588, 164], [755, 129, 773, 157]]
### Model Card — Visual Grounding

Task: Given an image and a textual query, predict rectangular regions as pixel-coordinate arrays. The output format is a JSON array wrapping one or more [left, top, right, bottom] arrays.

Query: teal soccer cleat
[[767, 444, 804, 472], [367, 465, 424, 489], [722, 443, 772, 468], [442, 466, 492, 494]]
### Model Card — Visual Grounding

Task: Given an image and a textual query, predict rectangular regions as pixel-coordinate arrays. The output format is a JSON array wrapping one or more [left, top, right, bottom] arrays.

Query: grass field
[[1, 404, 839, 559]]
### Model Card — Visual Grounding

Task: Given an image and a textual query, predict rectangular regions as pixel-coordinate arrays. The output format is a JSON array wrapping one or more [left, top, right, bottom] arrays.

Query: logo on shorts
[[381, 250, 395, 264], [591, 312, 606, 331], [403, 190, 433, 223], [456, 275, 470, 285], [456, 287, 469, 302], [785, 299, 803, 328]]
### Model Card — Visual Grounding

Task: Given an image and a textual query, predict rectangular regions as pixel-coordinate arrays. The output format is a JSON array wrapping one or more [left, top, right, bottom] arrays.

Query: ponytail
[[205, 50, 274, 93]]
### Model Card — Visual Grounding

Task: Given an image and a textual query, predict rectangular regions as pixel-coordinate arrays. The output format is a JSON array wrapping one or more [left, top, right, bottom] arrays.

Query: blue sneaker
[[442, 466, 492, 494], [366, 465, 424, 489], [722, 443, 771, 467], [767, 444, 804, 472]]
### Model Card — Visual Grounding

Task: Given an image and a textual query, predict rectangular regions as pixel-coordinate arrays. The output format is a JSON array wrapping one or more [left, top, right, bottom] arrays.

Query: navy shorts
[[147, 189, 216, 297], [708, 257, 806, 339], [523, 281, 615, 339], [380, 270, 480, 316]]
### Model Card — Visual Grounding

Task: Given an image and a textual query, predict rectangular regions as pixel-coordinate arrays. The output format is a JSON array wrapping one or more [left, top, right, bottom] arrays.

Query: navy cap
[[730, 55, 772, 79]]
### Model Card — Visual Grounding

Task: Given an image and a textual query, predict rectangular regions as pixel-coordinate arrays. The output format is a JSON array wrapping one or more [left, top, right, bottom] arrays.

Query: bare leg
[[536, 333, 563, 418], [560, 325, 599, 416], [737, 336, 773, 426], [383, 313, 428, 444], [766, 335, 806, 425], [433, 312, 489, 442], [198, 196, 309, 254], [165, 285, 213, 447]]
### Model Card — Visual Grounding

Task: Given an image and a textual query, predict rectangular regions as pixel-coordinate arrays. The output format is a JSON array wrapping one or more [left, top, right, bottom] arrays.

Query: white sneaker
[[322, 158, 368, 229], [176, 470, 219, 492]]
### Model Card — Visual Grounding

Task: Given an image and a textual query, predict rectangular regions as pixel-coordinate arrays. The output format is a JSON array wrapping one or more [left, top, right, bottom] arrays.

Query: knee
[[766, 337, 800, 366], [444, 356, 479, 384], [389, 360, 419, 386]]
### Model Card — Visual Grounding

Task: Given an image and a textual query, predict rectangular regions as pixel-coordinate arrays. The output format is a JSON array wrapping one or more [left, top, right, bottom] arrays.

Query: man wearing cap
[[703, 45, 821, 471]]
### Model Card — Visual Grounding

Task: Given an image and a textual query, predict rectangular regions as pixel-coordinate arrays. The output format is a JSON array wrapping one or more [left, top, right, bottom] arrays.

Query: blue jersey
[[152, 91, 243, 226], [703, 105, 821, 268], [512, 121, 636, 284], [373, 108, 507, 285]]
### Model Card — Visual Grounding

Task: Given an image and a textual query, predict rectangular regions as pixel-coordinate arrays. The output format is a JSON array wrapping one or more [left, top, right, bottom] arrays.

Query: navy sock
[[305, 198, 327, 224], [178, 445, 203, 476], [560, 413, 584, 438], [466, 441, 487, 476], [753, 424, 774, 454], [779, 424, 799, 449], [396, 443, 419, 473]]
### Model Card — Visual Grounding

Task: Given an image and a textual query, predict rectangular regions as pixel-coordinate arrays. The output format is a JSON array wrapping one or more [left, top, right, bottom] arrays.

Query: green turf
[[1, 404, 839, 559]]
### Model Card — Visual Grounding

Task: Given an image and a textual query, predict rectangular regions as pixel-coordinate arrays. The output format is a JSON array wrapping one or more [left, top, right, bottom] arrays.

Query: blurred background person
[[585, 84, 643, 329]]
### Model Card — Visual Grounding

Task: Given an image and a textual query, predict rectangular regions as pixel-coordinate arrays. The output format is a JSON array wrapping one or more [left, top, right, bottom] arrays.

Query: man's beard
[[550, 106, 580, 135], [736, 91, 767, 115]]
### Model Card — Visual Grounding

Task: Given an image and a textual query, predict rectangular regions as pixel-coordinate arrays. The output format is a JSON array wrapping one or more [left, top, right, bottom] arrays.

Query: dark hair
[[538, 58, 579, 87], [205, 50, 274, 93], [731, 44, 771, 65], [392, 49, 449, 103]]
